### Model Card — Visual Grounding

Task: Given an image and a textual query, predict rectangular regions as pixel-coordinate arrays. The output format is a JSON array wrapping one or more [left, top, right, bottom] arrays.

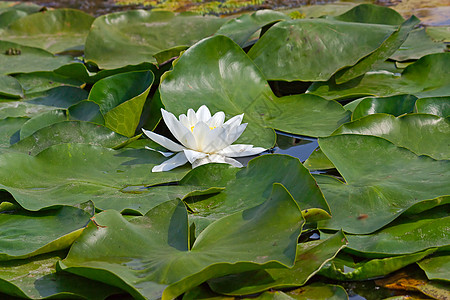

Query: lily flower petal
[[207, 111, 225, 128], [161, 109, 197, 149], [183, 149, 208, 164], [142, 129, 185, 152], [218, 144, 266, 157], [196, 105, 212, 122], [145, 146, 174, 157], [192, 154, 243, 168], [202, 125, 230, 153], [187, 108, 197, 126], [152, 152, 188, 172], [224, 123, 247, 145], [223, 113, 244, 127]]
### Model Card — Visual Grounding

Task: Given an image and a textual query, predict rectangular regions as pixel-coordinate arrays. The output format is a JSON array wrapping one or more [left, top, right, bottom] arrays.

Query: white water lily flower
[[142, 105, 266, 172]]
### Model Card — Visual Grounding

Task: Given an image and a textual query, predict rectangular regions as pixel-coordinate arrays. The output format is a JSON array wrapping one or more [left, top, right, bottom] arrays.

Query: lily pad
[[418, 255, 450, 282], [24, 86, 88, 108], [88, 70, 153, 137], [160, 35, 350, 149], [84, 10, 226, 69], [14, 72, 84, 95], [332, 113, 450, 160], [248, 19, 396, 81], [11, 121, 129, 155], [0, 143, 190, 211], [0, 117, 27, 150], [316, 134, 450, 234], [351, 94, 418, 120], [390, 28, 447, 61], [319, 249, 436, 281], [1, 9, 94, 53], [0, 251, 123, 299], [308, 53, 450, 100], [331, 204, 450, 257], [426, 26, 450, 42], [0, 9, 28, 29], [331, 3, 404, 25], [0, 206, 90, 261], [208, 231, 347, 295], [415, 97, 450, 117], [18, 109, 67, 140], [245, 283, 348, 300], [59, 185, 303, 300], [303, 148, 335, 171], [0, 75, 22, 98], [0, 100, 62, 120], [187, 154, 330, 234], [214, 9, 289, 47]]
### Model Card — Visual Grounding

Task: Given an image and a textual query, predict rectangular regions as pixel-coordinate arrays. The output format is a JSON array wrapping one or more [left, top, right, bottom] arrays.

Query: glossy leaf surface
[[415, 97, 450, 117], [351, 94, 417, 120], [418, 255, 450, 282]]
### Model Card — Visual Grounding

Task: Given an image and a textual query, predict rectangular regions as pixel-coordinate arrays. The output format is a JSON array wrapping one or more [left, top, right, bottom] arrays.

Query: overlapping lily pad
[[308, 53, 450, 100], [84, 10, 226, 69], [160, 35, 350, 149], [316, 134, 450, 234], [351, 94, 418, 120], [0, 206, 90, 260], [1, 9, 94, 53], [332, 113, 450, 160], [0, 117, 27, 150], [415, 97, 450, 117], [208, 231, 347, 295], [418, 255, 450, 281], [0, 251, 123, 299], [14, 72, 84, 95], [59, 186, 303, 300], [0, 143, 190, 211], [0, 74, 22, 98]]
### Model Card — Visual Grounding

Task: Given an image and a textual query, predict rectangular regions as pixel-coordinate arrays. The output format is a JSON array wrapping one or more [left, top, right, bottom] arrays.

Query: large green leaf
[[337, 206, 450, 257], [0, 206, 90, 261], [0, 143, 190, 211], [84, 10, 225, 69], [59, 185, 303, 300], [1, 9, 94, 53], [0, 100, 62, 120], [415, 97, 450, 117], [418, 255, 450, 282], [11, 121, 129, 155], [390, 28, 447, 61], [351, 94, 418, 120], [0, 41, 73, 75], [18, 109, 67, 140], [335, 16, 419, 84], [316, 135, 450, 234], [247, 19, 395, 81], [332, 114, 450, 160], [0, 74, 22, 98], [308, 53, 450, 100], [319, 249, 436, 281], [160, 35, 350, 149], [14, 71, 84, 95], [88, 71, 153, 137], [187, 154, 330, 234], [330, 3, 404, 25], [208, 231, 347, 295], [0, 251, 123, 299], [214, 9, 288, 47], [24, 86, 88, 108]]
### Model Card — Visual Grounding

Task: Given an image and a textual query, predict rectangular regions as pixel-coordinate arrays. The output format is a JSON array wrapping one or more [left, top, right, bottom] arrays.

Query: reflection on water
[[272, 131, 319, 162]]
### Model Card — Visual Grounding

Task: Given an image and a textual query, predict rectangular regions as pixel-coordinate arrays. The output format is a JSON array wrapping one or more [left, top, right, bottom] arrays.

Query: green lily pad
[[84, 10, 225, 69], [316, 134, 450, 234], [14, 72, 84, 95], [160, 35, 350, 149], [245, 283, 349, 300], [390, 28, 447, 61], [0, 2, 42, 15], [0, 100, 61, 120], [0, 9, 27, 29], [247, 19, 395, 81], [351, 94, 418, 120], [319, 248, 436, 281], [88, 70, 153, 137], [0, 143, 190, 211], [1, 9, 94, 53], [18, 109, 67, 140], [208, 231, 347, 295], [303, 148, 335, 171], [332, 205, 450, 257], [215, 9, 288, 47], [12, 121, 129, 155], [0, 75, 22, 98], [24, 86, 88, 109], [308, 53, 450, 100], [330, 3, 404, 25], [0, 41, 73, 75], [426, 26, 450, 42], [332, 114, 450, 160], [0, 251, 123, 299], [418, 255, 450, 282], [415, 97, 450, 117], [187, 154, 330, 234], [335, 16, 419, 84], [0, 206, 90, 261], [0, 117, 27, 150], [59, 185, 303, 300]]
